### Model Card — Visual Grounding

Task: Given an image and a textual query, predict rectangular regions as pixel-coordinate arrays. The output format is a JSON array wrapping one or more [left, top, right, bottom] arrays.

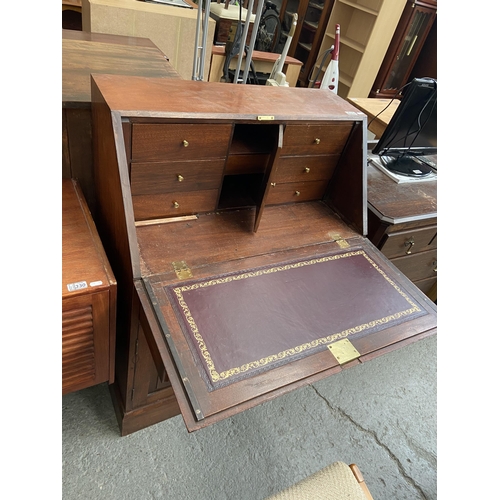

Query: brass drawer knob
[[182, 140, 189, 147], [432, 260, 437, 273], [404, 237, 415, 254], [294, 191, 300, 196], [172, 201, 179, 208], [177, 174, 184, 182], [270, 182, 276, 187], [314, 138, 320, 144], [304, 167, 310, 173]]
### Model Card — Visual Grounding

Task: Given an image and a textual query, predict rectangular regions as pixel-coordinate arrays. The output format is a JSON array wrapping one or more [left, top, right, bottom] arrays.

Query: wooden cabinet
[[316, 0, 406, 98], [91, 75, 436, 435], [369, 0, 437, 99], [366, 164, 437, 300], [62, 179, 117, 395], [279, 0, 335, 87]]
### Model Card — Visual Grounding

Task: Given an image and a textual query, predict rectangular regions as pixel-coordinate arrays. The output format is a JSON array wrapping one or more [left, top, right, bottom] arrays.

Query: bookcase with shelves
[[279, 0, 335, 87], [316, 0, 406, 98]]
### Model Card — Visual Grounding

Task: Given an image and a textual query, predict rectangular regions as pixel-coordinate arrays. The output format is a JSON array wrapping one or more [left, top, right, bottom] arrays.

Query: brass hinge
[[172, 261, 193, 280], [328, 232, 350, 248], [328, 339, 360, 365]]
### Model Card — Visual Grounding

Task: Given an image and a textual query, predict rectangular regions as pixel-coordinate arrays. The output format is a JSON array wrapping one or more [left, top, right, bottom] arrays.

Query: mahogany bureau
[[90, 75, 437, 435], [62, 178, 117, 395]]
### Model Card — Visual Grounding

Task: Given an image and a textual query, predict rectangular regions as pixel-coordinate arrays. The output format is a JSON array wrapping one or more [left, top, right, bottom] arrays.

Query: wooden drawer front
[[133, 189, 219, 220], [130, 159, 225, 196], [225, 154, 270, 175], [273, 155, 340, 183], [131, 124, 232, 162], [391, 249, 437, 282], [281, 124, 352, 156], [414, 276, 437, 296], [266, 180, 330, 205], [380, 226, 437, 259]]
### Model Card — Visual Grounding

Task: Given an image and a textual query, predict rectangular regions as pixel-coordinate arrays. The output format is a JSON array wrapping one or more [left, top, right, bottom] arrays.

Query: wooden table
[[346, 97, 400, 138], [209, 45, 303, 87], [62, 29, 180, 214]]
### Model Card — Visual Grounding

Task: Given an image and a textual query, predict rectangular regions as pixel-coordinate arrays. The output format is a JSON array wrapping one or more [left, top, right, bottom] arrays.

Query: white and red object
[[320, 24, 340, 93]]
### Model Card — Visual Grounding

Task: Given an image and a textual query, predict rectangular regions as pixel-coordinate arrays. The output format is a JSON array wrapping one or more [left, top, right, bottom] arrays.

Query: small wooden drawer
[[224, 154, 270, 175], [414, 276, 437, 297], [132, 123, 232, 162], [266, 180, 330, 205], [281, 123, 352, 156], [130, 159, 225, 196], [391, 249, 437, 282], [273, 155, 340, 183], [379, 226, 437, 259], [132, 189, 219, 220]]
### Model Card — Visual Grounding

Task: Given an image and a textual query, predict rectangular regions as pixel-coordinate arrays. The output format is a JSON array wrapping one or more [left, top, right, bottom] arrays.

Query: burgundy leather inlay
[[166, 249, 426, 389]]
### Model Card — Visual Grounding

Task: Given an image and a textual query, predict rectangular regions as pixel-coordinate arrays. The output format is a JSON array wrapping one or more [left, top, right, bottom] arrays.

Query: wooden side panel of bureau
[[62, 179, 117, 395]]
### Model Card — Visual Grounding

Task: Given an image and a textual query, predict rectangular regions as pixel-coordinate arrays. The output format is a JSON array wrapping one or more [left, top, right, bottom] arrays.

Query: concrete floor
[[62, 334, 436, 500]]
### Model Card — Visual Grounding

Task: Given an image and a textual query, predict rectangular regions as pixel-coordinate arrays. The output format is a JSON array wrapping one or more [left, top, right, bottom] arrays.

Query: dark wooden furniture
[[369, 0, 437, 99], [62, 178, 117, 395], [367, 163, 437, 300], [91, 75, 437, 435], [62, 29, 180, 215], [278, 0, 335, 87]]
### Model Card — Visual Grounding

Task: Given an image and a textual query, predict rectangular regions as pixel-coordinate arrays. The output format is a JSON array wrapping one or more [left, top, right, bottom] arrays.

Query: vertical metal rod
[[191, 0, 203, 80], [198, 0, 211, 78], [192, 0, 212, 80], [241, 0, 264, 84], [233, 0, 254, 84]]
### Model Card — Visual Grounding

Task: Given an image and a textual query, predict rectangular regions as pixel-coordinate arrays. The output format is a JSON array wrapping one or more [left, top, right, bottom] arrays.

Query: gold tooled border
[[171, 250, 421, 382]]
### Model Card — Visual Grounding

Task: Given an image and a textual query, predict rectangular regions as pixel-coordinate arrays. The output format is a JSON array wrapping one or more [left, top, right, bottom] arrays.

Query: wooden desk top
[[211, 44, 302, 67], [367, 163, 437, 223], [62, 29, 180, 107], [347, 97, 400, 139]]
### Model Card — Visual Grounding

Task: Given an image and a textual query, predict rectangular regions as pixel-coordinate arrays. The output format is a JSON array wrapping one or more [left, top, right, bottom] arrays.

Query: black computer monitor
[[372, 77, 437, 177]]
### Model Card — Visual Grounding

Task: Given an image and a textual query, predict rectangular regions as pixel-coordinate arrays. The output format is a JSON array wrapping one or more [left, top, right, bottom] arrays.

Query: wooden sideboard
[[62, 178, 117, 395], [367, 163, 437, 301], [62, 29, 180, 215], [90, 75, 437, 435]]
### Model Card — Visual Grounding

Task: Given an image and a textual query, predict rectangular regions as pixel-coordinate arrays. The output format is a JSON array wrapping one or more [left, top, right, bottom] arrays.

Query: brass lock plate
[[328, 232, 350, 249], [328, 339, 360, 365], [172, 261, 193, 280]]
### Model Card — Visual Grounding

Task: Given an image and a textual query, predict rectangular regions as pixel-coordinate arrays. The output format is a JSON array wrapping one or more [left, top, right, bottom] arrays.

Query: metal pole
[[241, 0, 264, 85], [192, 0, 212, 81], [232, 0, 254, 84], [191, 0, 203, 80]]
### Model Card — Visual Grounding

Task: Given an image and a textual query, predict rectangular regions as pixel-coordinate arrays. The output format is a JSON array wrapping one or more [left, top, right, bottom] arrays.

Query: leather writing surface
[[166, 248, 427, 390]]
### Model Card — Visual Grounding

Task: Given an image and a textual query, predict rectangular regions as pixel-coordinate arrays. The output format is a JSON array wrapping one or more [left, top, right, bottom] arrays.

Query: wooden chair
[[265, 462, 374, 500]]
